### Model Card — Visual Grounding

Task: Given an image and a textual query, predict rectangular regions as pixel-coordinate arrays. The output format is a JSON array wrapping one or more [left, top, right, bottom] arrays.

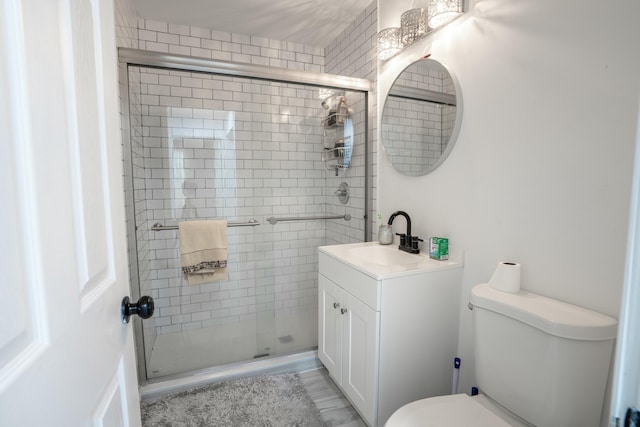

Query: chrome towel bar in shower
[[266, 214, 351, 225], [150, 219, 260, 231]]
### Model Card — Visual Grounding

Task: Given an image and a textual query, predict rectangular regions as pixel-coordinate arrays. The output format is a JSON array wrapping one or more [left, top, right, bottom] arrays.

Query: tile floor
[[142, 360, 366, 426], [299, 368, 367, 427]]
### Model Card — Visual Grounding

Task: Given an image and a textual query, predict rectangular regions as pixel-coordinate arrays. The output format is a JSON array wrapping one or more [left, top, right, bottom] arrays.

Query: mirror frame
[[381, 57, 463, 176]]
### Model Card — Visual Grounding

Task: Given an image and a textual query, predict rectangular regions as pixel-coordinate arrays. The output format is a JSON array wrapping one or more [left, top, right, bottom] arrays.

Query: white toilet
[[385, 283, 618, 427]]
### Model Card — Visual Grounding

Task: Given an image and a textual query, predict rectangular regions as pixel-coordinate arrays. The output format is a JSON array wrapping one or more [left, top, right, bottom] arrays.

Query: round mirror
[[381, 58, 462, 176]]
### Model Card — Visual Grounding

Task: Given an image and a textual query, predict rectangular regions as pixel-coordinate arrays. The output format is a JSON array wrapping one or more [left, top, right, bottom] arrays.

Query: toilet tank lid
[[470, 283, 617, 341]]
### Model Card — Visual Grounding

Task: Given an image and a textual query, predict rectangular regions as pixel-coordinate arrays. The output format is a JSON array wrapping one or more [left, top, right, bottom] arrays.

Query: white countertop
[[319, 241, 463, 280]]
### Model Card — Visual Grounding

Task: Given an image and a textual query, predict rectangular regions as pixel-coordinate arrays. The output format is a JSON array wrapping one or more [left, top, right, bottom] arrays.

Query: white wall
[[378, 0, 640, 400]]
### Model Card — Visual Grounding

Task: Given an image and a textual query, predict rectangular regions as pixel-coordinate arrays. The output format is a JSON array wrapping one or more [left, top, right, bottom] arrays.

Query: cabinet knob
[[341, 308, 348, 315], [333, 302, 340, 309]]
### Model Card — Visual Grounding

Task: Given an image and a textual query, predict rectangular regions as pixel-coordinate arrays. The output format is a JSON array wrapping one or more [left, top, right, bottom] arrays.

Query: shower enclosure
[[119, 50, 372, 382]]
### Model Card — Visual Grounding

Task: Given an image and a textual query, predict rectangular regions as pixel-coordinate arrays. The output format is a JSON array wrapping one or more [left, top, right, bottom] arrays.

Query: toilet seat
[[384, 394, 513, 427]]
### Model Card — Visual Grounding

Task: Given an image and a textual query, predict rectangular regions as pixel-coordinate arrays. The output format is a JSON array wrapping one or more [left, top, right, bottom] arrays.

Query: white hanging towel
[[178, 220, 228, 285]]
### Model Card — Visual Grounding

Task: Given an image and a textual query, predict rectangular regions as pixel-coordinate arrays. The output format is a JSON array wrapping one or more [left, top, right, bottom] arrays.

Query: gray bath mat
[[141, 373, 324, 427]]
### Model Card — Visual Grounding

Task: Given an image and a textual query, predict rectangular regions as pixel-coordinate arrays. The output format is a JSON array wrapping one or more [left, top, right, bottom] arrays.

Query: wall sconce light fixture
[[400, 8, 428, 46], [377, 0, 464, 61], [428, 0, 464, 29], [377, 27, 403, 61]]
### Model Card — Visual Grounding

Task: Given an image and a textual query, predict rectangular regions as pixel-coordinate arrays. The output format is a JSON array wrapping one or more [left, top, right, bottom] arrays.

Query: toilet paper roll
[[488, 262, 521, 293]]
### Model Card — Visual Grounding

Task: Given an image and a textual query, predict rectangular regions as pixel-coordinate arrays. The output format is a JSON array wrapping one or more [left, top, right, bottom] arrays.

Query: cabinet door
[[318, 275, 343, 383], [342, 293, 380, 425]]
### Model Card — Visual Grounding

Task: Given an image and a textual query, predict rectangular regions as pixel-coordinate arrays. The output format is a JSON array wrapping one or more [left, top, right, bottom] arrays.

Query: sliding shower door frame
[[118, 60, 147, 384], [119, 48, 372, 92], [118, 48, 374, 384]]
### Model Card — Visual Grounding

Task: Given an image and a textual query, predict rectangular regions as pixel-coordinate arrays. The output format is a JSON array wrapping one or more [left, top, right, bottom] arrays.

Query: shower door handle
[[121, 296, 154, 324]]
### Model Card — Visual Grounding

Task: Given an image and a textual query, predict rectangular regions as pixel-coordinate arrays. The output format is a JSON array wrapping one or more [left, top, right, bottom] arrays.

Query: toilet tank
[[470, 283, 617, 427]]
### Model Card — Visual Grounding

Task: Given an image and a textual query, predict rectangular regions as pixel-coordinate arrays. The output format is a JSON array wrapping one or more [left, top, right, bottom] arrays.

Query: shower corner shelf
[[322, 112, 349, 129], [321, 119, 352, 172], [322, 142, 352, 171], [321, 145, 346, 162]]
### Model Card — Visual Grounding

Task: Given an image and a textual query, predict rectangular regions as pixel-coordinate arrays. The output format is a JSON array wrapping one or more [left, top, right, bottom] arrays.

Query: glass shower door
[[125, 64, 367, 380]]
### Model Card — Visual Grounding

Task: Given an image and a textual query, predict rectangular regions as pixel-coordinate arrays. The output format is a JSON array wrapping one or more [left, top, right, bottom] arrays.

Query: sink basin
[[319, 241, 461, 280], [348, 245, 423, 266]]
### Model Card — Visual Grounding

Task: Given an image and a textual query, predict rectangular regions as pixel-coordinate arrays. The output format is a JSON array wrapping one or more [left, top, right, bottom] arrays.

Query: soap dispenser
[[378, 224, 393, 245]]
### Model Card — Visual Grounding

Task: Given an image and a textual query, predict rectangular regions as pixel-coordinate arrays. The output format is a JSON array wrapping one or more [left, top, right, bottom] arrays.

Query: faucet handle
[[411, 236, 423, 250], [395, 233, 406, 246]]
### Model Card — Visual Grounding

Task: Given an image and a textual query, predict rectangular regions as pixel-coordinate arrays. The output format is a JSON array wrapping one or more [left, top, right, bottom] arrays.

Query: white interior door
[[610, 89, 640, 425], [0, 0, 141, 426]]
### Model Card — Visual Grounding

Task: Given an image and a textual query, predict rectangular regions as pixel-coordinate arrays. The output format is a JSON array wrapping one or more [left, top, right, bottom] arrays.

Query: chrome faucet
[[387, 211, 423, 254]]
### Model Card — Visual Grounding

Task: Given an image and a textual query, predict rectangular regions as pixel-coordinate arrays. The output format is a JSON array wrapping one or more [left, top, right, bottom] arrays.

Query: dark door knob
[[121, 296, 154, 324], [625, 407, 639, 427]]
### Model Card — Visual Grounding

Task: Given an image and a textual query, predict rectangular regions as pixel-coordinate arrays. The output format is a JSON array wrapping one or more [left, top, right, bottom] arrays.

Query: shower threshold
[[146, 315, 318, 379], [139, 350, 321, 400]]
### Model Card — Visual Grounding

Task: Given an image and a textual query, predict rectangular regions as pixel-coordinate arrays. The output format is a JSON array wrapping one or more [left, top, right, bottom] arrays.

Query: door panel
[[318, 275, 342, 382], [343, 293, 379, 425], [0, 0, 49, 387], [0, 0, 140, 425], [93, 372, 125, 427], [63, 0, 115, 308], [66, 0, 111, 294]]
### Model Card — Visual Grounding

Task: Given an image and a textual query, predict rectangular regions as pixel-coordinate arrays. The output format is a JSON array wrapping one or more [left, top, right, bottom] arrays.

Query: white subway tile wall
[[325, 0, 378, 240], [324, 1, 377, 79], [115, 0, 376, 375], [114, 0, 138, 49], [137, 19, 324, 72]]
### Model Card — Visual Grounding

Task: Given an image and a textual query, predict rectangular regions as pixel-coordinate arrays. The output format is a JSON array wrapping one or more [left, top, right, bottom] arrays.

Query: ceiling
[[132, 0, 374, 48]]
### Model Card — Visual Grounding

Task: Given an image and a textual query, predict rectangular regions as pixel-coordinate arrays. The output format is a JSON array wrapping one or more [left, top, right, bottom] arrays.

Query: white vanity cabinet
[[318, 242, 463, 427], [319, 274, 379, 422]]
